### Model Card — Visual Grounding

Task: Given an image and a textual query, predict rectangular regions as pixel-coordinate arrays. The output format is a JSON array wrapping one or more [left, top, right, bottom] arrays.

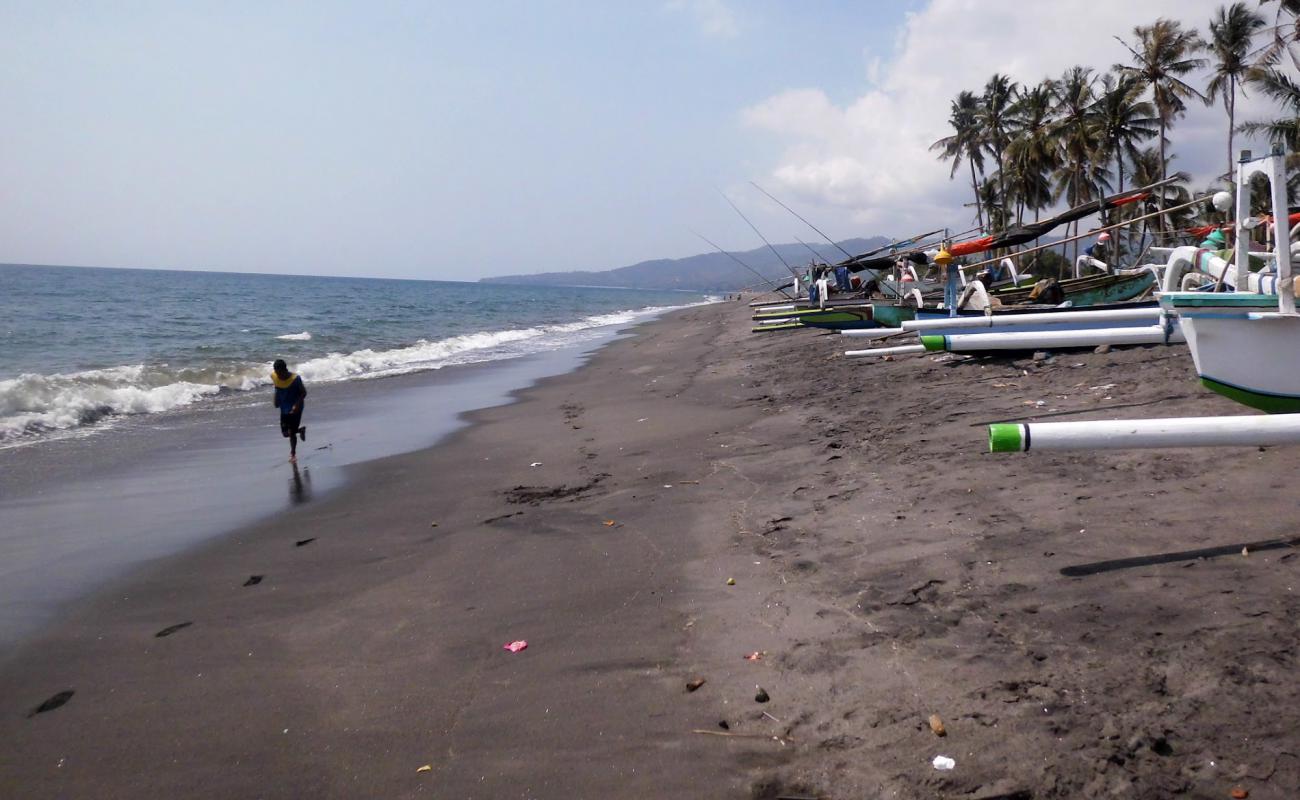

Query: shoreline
[[1, 299, 771, 798], [0, 306, 700, 652], [5, 299, 1300, 797]]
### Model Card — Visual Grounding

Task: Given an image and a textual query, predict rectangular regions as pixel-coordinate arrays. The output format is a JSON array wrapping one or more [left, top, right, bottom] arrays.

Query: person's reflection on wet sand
[[288, 462, 312, 505]]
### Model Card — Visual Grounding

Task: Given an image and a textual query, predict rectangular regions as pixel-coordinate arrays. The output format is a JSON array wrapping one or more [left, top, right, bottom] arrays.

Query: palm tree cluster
[[932, 2, 1299, 247]]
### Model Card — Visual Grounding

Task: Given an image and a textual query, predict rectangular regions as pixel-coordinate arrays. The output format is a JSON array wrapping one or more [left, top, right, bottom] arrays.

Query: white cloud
[[666, 0, 739, 39], [742, 0, 1274, 234]]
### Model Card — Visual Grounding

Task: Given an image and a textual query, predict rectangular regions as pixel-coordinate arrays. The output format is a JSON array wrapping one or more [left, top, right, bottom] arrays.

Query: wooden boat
[[796, 272, 1155, 332]]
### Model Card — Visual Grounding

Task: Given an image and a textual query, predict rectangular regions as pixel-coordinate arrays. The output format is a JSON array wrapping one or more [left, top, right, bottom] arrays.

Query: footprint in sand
[[243, 575, 264, 586], [27, 690, 74, 718], [155, 622, 192, 638], [295, 538, 316, 547]]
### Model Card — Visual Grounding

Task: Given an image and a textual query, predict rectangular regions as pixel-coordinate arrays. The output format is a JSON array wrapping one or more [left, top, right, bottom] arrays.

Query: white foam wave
[[276, 331, 312, 341], [0, 301, 706, 446], [0, 365, 233, 444]]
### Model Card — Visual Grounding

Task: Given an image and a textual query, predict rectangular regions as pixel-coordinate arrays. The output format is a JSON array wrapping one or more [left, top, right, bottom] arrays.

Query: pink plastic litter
[[503, 640, 528, 653]]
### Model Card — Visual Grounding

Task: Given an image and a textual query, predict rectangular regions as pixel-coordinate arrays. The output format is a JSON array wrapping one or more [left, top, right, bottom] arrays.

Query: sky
[[0, 0, 1280, 280]]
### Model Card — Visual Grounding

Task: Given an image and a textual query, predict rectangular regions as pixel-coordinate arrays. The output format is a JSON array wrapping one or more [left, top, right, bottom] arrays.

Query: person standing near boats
[[834, 262, 851, 293], [271, 359, 307, 463], [935, 248, 958, 316], [1078, 232, 1110, 275], [1200, 228, 1229, 253]]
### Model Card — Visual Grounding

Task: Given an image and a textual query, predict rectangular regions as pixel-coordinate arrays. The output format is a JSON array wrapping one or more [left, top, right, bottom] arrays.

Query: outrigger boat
[[752, 182, 1175, 334], [990, 148, 1300, 452], [756, 270, 1155, 333]]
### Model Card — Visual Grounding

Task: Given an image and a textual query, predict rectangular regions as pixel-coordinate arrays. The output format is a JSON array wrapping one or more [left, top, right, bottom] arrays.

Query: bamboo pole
[[958, 193, 1211, 273]]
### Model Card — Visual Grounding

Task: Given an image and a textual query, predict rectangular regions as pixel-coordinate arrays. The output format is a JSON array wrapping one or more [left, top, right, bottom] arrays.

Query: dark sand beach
[[3, 300, 1299, 798]]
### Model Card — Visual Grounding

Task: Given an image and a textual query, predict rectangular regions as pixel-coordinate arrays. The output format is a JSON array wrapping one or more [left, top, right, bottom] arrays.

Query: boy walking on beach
[[271, 359, 307, 462]]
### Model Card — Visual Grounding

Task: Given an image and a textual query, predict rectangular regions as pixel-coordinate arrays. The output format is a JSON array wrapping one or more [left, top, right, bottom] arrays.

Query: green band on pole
[[988, 423, 1025, 453], [919, 334, 946, 352]]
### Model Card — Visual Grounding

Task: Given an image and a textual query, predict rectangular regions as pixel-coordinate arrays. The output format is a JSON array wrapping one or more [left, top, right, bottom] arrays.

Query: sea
[[0, 263, 714, 651], [0, 263, 712, 446]]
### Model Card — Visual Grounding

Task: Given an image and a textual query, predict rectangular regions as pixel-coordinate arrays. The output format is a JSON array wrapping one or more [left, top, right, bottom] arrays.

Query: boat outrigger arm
[[990, 148, 1300, 452], [769, 227, 948, 295], [839, 177, 1181, 280]]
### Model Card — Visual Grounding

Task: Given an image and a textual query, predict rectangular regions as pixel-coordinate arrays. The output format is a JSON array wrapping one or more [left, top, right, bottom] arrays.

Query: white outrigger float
[[991, 148, 1300, 452]]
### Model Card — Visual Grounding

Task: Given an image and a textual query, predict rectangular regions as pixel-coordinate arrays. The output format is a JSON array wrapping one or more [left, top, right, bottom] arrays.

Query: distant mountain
[[479, 237, 891, 292]]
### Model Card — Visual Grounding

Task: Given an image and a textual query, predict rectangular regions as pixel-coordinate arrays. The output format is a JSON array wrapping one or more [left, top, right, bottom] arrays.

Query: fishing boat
[[1154, 152, 1298, 412], [990, 149, 1300, 452], [794, 271, 1154, 332], [1158, 292, 1300, 411]]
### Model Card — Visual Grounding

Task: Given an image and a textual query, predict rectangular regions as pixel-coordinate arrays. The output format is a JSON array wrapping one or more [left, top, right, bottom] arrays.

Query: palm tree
[[1207, 3, 1267, 183], [1240, 66, 1300, 152], [1052, 67, 1098, 246], [1092, 72, 1159, 256], [979, 74, 1018, 214], [1114, 19, 1207, 226], [930, 90, 988, 230], [1093, 73, 1159, 195], [1130, 147, 1194, 232], [1005, 80, 1060, 224], [1239, 65, 1300, 200], [975, 177, 1007, 233], [1254, 0, 1300, 70]]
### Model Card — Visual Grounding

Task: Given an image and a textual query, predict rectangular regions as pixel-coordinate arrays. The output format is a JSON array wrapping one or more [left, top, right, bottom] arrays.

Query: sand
[[3, 300, 1299, 799]]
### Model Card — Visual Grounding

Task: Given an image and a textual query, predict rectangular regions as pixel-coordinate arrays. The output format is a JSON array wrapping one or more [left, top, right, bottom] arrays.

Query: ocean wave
[[276, 331, 312, 341], [0, 302, 704, 446], [0, 365, 233, 443]]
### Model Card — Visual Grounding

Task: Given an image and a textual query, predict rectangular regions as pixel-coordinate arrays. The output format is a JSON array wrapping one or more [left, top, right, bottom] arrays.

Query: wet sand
[[3, 300, 1299, 798]]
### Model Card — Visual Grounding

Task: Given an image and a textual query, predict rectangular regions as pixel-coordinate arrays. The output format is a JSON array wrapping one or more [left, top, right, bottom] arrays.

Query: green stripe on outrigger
[[919, 335, 946, 352], [1200, 376, 1300, 413], [988, 423, 1025, 453]]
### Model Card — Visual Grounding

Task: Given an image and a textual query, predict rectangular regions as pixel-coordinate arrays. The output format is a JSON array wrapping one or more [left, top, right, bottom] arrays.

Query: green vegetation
[[932, 1, 1297, 254]]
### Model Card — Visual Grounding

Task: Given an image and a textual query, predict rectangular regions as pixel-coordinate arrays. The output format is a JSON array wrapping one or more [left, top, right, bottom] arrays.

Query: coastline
[[5, 300, 1300, 797], [0, 306, 697, 650], [1, 301, 772, 798]]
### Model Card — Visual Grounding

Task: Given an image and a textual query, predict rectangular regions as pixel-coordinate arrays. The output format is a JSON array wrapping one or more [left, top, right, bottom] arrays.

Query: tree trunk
[[1115, 136, 1125, 194], [996, 144, 1007, 218], [1227, 77, 1236, 187], [1072, 167, 1082, 267], [1157, 119, 1167, 233], [1116, 139, 1129, 254], [969, 159, 984, 230]]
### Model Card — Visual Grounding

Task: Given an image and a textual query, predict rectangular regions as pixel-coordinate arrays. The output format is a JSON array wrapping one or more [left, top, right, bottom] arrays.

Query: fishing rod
[[750, 181, 854, 261], [958, 192, 1213, 273], [843, 227, 947, 264], [718, 189, 801, 282], [691, 230, 795, 299], [794, 236, 832, 264]]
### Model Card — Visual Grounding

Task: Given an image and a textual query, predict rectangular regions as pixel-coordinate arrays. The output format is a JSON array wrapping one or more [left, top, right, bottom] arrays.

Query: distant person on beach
[[834, 263, 850, 293], [815, 268, 832, 309], [271, 359, 307, 462], [1200, 228, 1228, 252], [1077, 232, 1110, 276]]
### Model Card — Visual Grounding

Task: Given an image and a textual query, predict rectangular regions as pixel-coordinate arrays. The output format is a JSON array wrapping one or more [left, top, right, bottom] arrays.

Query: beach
[[4, 299, 1300, 798]]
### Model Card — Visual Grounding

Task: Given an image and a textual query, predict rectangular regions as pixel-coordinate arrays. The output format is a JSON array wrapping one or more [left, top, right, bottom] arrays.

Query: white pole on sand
[[989, 413, 1300, 452], [844, 344, 927, 358], [899, 306, 1159, 333], [916, 324, 1183, 353]]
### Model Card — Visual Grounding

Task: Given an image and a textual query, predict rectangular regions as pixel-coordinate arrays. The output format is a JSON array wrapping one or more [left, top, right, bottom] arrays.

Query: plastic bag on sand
[[932, 755, 955, 770], [503, 640, 528, 653]]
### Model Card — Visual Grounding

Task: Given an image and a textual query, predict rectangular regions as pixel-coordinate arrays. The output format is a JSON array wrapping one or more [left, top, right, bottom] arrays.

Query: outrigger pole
[[718, 189, 802, 282], [957, 191, 1212, 273], [691, 230, 795, 300], [749, 181, 854, 261], [793, 236, 833, 264]]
